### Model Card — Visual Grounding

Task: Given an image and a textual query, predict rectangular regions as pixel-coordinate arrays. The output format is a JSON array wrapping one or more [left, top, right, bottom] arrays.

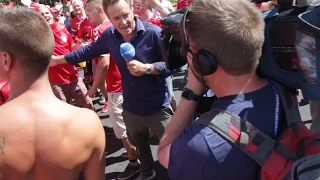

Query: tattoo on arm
[[0, 136, 5, 155]]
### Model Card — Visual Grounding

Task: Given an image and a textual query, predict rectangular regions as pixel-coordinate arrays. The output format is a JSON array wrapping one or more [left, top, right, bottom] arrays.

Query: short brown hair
[[86, 0, 103, 8], [102, 0, 132, 14], [0, 6, 54, 78], [187, 0, 265, 76]]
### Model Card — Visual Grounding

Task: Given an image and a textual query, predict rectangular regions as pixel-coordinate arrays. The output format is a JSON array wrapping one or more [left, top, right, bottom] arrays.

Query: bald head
[[0, 6, 54, 79], [72, 0, 84, 6], [72, 0, 85, 15]]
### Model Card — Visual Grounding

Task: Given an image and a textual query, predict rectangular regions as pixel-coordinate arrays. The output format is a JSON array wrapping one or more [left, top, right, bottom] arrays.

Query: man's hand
[[147, 0, 159, 8], [80, 42, 90, 47], [260, 0, 277, 11], [49, 56, 58, 67], [50, 55, 68, 66], [127, 60, 146, 76], [185, 67, 206, 95], [87, 87, 97, 98], [147, 0, 170, 17], [71, 43, 80, 51]]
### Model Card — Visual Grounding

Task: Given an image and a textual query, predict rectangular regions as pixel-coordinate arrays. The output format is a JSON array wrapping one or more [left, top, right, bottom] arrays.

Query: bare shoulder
[[71, 107, 106, 156], [47, 102, 105, 151], [72, 107, 102, 127], [69, 106, 104, 140]]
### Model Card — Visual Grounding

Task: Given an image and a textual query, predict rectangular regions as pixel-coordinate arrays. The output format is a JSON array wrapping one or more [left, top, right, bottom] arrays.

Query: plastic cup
[[78, 61, 86, 68]]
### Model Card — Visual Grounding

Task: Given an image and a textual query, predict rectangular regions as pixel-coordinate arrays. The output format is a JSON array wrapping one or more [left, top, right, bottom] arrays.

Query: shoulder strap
[[195, 109, 277, 166], [195, 107, 299, 166], [270, 80, 302, 126]]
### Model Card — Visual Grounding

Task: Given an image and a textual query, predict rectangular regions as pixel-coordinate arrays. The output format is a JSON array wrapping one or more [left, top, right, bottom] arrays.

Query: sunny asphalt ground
[[77, 66, 312, 180]]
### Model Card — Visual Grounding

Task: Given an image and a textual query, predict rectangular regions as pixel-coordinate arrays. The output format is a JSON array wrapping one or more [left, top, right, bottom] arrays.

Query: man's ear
[[0, 52, 13, 72], [98, 7, 105, 14]]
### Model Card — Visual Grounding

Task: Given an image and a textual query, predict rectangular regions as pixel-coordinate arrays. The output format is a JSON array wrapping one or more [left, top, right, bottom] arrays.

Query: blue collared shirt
[[65, 18, 177, 116]]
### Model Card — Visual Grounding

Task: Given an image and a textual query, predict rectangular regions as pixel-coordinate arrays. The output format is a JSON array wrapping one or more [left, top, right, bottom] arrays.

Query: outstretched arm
[[50, 31, 111, 66]]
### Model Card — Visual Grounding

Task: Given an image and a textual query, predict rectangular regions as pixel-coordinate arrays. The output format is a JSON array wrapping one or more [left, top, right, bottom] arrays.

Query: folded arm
[[153, 62, 182, 77]]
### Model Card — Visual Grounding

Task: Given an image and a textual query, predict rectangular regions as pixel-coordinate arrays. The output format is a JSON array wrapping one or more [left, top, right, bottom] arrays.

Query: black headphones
[[179, 9, 218, 76]]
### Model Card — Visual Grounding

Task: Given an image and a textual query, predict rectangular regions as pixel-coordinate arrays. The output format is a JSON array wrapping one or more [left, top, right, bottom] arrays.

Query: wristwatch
[[181, 88, 201, 102], [145, 64, 151, 74]]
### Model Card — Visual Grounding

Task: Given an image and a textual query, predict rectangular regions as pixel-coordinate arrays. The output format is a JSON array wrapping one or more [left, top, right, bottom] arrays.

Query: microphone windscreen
[[120, 43, 135, 60]]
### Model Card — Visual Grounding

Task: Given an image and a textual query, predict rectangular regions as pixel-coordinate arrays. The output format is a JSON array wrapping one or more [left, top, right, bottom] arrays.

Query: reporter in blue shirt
[[51, 0, 176, 179]]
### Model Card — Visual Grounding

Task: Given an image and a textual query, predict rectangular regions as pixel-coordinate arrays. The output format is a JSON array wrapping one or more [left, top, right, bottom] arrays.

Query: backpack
[[195, 80, 320, 180], [258, 3, 320, 100]]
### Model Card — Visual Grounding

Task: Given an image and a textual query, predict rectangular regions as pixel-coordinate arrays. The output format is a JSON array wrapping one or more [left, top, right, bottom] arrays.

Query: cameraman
[[158, 0, 286, 179]]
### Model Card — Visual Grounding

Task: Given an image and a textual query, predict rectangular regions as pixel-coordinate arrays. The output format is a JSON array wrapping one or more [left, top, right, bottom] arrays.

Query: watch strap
[[181, 88, 202, 101]]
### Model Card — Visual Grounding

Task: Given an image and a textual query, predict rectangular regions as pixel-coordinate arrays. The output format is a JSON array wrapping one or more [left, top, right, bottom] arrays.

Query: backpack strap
[[270, 80, 302, 126], [195, 109, 278, 166], [195, 106, 300, 166]]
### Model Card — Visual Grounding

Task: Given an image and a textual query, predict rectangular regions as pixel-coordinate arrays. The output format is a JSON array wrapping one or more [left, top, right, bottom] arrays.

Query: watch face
[[146, 65, 151, 74], [182, 88, 200, 101], [182, 90, 191, 99]]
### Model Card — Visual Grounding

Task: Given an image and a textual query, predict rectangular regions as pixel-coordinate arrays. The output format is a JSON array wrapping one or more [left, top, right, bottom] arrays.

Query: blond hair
[[187, 0, 265, 76]]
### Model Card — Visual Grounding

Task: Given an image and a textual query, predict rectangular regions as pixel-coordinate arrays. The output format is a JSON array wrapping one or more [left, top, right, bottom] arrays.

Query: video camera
[[160, 0, 320, 100]]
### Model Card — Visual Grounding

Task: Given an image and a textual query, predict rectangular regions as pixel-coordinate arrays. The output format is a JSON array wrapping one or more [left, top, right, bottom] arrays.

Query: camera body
[[160, 9, 188, 70]]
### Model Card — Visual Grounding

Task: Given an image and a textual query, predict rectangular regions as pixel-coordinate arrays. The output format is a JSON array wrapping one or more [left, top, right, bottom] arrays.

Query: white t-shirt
[[203, 89, 215, 97]]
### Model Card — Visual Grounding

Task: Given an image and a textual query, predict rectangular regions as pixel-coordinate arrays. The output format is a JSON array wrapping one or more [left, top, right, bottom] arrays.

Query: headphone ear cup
[[195, 50, 218, 76], [192, 54, 202, 75]]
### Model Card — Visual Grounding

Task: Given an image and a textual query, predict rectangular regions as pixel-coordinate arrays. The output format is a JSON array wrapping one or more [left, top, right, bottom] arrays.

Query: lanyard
[[266, 80, 280, 138]]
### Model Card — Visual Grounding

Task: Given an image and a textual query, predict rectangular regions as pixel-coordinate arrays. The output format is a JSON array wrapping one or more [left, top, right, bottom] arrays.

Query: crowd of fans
[[1, 0, 320, 180]]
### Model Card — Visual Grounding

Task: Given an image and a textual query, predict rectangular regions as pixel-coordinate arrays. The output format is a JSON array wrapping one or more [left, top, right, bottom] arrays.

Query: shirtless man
[[0, 6, 105, 180]]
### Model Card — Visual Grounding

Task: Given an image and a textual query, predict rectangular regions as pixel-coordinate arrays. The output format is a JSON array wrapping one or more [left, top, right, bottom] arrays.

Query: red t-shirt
[[49, 22, 80, 85], [94, 20, 123, 93], [77, 17, 94, 42], [71, 14, 86, 37], [91, 20, 112, 41], [177, 0, 192, 9], [147, 13, 163, 28], [0, 80, 9, 105]]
